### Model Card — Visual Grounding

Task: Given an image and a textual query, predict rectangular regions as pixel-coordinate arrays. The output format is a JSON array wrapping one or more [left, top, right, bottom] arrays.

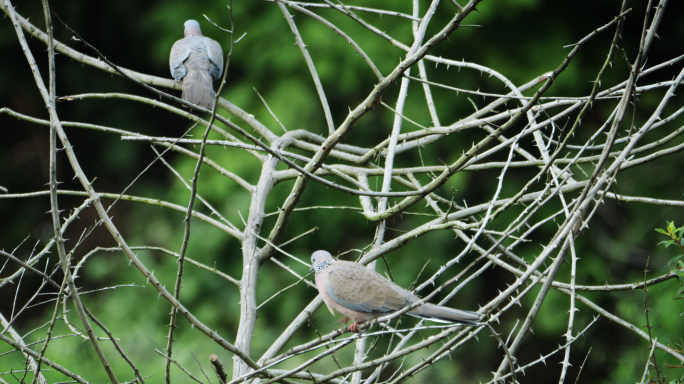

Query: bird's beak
[[309, 266, 314, 274]]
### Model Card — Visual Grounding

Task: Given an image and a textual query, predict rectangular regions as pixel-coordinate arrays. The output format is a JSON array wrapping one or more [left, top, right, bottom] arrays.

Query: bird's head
[[310, 250, 333, 274], [184, 20, 203, 37]]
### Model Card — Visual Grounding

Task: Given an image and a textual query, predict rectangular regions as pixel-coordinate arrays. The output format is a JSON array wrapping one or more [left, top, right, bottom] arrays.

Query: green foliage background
[[1, 0, 683, 382]]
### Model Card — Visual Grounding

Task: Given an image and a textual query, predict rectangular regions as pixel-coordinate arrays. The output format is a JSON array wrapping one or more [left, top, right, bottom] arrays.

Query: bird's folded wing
[[204, 38, 224, 79], [327, 263, 407, 313], [170, 39, 193, 80]]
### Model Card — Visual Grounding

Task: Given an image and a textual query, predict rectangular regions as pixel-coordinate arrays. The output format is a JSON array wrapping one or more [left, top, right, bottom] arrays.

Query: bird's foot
[[337, 316, 350, 324], [348, 322, 364, 333]]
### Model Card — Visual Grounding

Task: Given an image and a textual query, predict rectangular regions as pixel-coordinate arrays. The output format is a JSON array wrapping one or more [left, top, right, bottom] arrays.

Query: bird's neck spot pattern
[[315, 260, 333, 276]]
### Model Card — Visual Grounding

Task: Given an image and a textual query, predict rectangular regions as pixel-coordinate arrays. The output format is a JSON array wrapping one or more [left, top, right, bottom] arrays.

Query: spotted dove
[[310, 250, 482, 333], [169, 20, 223, 109]]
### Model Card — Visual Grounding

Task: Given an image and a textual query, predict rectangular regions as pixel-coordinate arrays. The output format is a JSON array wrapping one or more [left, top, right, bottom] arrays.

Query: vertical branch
[[417, 59, 440, 128], [277, 2, 335, 135], [30, 1, 60, 381], [642, 257, 661, 382], [558, 237, 578, 384], [352, 2, 442, 382], [233, 135, 292, 379], [378, 72, 410, 210], [30, 270, 67, 384], [357, 173, 376, 217], [351, 176, 382, 384], [4, 0, 121, 381], [574, 0, 666, 215], [378, 0, 439, 210], [165, 5, 237, 382], [493, 233, 574, 379], [640, 338, 659, 384], [548, 0, 628, 171]]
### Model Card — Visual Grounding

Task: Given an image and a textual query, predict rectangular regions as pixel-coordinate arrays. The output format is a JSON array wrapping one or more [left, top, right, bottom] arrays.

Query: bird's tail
[[409, 303, 482, 325], [182, 70, 215, 109]]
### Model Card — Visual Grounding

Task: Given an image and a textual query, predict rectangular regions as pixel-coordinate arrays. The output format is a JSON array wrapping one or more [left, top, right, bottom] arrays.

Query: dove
[[310, 250, 482, 333], [170, 20, 223, 109]]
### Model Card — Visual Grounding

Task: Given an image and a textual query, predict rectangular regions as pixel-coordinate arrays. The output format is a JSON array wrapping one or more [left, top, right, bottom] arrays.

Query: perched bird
[[310, 250, 482, 333], [170, 20, 223, 109]]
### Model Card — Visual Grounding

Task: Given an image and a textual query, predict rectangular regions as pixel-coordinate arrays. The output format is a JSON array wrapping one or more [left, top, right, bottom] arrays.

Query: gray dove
[[310, 250, 482, 333], [170, 20, 223, 109]]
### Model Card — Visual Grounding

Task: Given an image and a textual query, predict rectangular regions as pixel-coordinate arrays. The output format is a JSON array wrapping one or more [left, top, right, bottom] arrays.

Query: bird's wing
[[326, 262, 408, 313], [204, 37, 224, 80], [169, 38, 193, 80]]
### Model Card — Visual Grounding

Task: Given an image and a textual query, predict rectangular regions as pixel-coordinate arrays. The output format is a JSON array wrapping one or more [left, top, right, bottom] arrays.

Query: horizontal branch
[[0, 190, 242, 239]]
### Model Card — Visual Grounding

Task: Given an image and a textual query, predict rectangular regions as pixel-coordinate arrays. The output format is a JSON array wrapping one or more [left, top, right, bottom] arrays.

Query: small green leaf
[[655, 228, 668, 235], [676, 227, 684, 239], [668, 257, 684, 275], [669, 255, 684, 267], [659, 240, 675, 248]]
